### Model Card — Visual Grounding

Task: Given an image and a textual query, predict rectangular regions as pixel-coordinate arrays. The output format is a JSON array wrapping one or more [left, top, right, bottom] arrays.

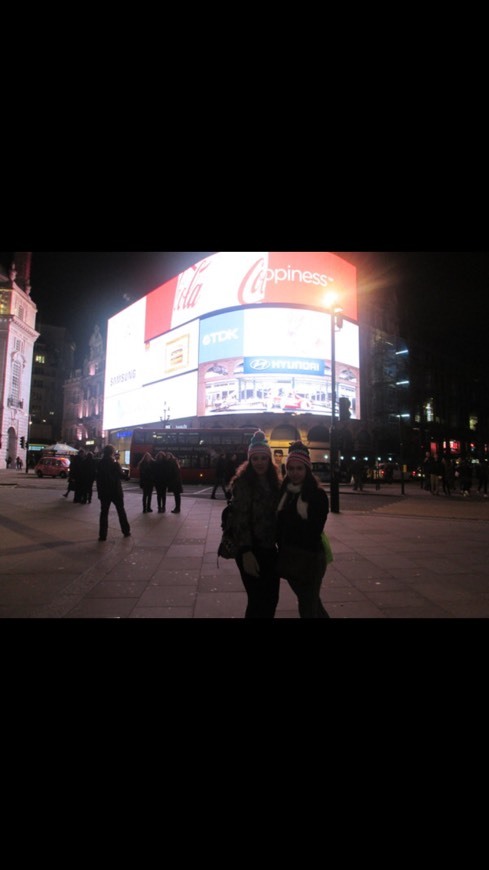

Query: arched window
[[10, 360, 22, 405], [307, 425, 330, 443], [270, 424, 301, 443]]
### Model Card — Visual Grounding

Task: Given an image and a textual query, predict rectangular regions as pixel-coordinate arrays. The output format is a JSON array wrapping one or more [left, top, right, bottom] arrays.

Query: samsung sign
[[244, 357, 325, 376]]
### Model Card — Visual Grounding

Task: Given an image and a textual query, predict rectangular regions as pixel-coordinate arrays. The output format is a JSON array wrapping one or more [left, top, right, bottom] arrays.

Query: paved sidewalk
[[1, 469, 488, 618]]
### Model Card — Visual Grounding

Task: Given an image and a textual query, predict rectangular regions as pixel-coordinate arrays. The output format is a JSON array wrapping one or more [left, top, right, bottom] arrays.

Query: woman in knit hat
[[228, 430, 281, 619], [277, 441, 330, 618]]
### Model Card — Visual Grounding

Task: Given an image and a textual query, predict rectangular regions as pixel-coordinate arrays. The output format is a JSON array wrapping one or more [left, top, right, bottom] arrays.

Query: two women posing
[[229, 431, 330, 619]]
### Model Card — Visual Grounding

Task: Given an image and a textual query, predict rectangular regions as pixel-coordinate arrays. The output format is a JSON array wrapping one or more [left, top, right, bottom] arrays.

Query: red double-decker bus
[[129, 427, 257, 484]]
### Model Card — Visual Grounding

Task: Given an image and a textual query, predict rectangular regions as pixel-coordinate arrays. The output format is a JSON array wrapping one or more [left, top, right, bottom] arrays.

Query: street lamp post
[[326, 294, 342, 514], [398, 413, 410, 496], [160, 403, 171, 425]]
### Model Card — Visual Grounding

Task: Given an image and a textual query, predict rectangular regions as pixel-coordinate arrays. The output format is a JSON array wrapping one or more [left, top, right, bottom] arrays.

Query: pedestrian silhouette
[[95, 444, 131, 541]]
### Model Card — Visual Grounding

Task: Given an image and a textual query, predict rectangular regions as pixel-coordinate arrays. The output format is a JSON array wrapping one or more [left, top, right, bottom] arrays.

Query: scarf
[[277, 483, 308, 519]]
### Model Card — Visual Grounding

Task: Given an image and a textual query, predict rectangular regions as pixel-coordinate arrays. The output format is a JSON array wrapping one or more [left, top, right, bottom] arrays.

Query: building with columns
[[0, 253, 39, 467]]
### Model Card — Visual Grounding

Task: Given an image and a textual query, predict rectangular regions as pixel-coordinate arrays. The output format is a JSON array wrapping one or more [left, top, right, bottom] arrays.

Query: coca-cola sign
[[144, 251, 357, 343]]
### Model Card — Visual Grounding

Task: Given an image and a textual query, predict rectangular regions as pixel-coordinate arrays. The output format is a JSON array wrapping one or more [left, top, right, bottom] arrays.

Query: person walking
[[476, 459, 488, 498], [276, 441, 330, 618], [138, 452, 156, 513], [351, 457, 364, 491], [70, 449, 86, 503], [166, 452, 183, 513], [80, 451, 97, 504], [224, 453, 238, 496], [459, 457, 473, 497], [154, 451, 170, 512], [228, 430, 281, 619], [210, 453, 228, 500], [441, 454, 455, 496], [95, 444, 131, 541], [429, 453, 443, 496], [422, 451, 432, 490]]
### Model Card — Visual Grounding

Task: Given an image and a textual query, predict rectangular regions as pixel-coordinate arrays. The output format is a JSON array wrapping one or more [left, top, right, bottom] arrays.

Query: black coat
[[96, 457, 125, 501], [166, 458, 183, 494], [277, 486, 329, 553], [139, 460, 155, 489], [153, 457, 171, 488]]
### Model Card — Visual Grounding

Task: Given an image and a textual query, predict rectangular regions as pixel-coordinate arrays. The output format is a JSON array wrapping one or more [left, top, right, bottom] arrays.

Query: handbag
[[217, 503, 238, 561]]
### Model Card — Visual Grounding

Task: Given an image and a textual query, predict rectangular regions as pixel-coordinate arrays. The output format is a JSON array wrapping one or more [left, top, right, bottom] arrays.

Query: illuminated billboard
[[103, 251, 359, 431]]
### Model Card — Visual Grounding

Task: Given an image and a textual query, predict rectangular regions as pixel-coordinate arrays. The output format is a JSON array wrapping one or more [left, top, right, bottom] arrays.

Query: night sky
[[1, 251, 488, 367]]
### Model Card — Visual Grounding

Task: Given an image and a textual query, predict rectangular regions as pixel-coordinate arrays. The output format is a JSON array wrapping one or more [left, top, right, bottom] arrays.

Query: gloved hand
[[243, 551, 260, 578]]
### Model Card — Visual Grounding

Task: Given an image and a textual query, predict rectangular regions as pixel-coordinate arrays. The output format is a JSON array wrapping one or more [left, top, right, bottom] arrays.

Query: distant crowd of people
[[421, 452, 488, 497], [61, 446, 184, 541], [5, 455, 23, 470], [62, 449, 97, 503], [136, 451, 183, 514]]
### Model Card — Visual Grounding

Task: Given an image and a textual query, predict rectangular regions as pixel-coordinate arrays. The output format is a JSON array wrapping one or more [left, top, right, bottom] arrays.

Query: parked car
[[34, 456, 71, 478], [312, 461, 330, 482], [311, 462, 351, 484]]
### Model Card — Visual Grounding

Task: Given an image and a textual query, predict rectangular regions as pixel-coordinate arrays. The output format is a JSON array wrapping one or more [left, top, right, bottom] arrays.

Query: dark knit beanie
[[248, 430, 272, 459], [286, 441, 312, 470]]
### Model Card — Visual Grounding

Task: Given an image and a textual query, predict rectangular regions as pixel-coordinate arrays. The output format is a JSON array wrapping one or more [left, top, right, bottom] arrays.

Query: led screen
[[144, 251, 357, 341], [103, 252, 360, 431], [104, 311, 199, 430], [198, 308, 359, 418]]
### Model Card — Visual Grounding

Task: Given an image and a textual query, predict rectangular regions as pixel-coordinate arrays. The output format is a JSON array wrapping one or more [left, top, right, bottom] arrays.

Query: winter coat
[[96, 457, 125, 501], [277, 485, 329, 554], [231, 474, 280, 553], [166, 458, 183, 494]]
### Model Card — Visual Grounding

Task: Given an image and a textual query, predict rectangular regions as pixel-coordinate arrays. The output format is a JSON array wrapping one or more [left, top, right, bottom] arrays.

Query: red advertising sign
[[144, 251, 357, 343]]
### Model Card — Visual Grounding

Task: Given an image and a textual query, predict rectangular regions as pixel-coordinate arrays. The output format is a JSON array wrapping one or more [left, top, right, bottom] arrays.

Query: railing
[[7, 397, 23, 409]]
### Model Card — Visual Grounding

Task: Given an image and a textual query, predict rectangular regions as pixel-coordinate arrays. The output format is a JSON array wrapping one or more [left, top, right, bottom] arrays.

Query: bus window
[[130, 428, 256, 483]]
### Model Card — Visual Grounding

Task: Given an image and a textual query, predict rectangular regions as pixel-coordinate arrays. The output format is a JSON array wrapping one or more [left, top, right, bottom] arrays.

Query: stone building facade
[[62, 324, 105, 453], [0, 253, 39, 466]]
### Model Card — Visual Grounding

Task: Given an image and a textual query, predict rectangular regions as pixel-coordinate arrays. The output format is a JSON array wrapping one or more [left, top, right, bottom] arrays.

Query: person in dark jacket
[[80, 451, 97, 504], [154, 451, 170, 512], [229, 431, 281, 619], [224, 453, 238, 495], [70, 449, 86, 503], [166, 453, 183, 513], [277, 441, 330, 618], [138, 452, 155, 513], [211, 453, 228, 500], [63, 463, 76, 499], [96, 444, 131, 541]]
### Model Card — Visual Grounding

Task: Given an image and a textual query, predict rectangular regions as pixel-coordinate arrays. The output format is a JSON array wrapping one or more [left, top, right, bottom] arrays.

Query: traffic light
[[20, 436, 25, 448], [339, 397, 351, 422]]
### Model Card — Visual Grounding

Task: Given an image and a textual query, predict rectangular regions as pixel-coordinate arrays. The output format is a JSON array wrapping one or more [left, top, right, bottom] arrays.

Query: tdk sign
[[245, 357, 325, 376], [199, 310, 244, 363], [202, 328, 239, 345]]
